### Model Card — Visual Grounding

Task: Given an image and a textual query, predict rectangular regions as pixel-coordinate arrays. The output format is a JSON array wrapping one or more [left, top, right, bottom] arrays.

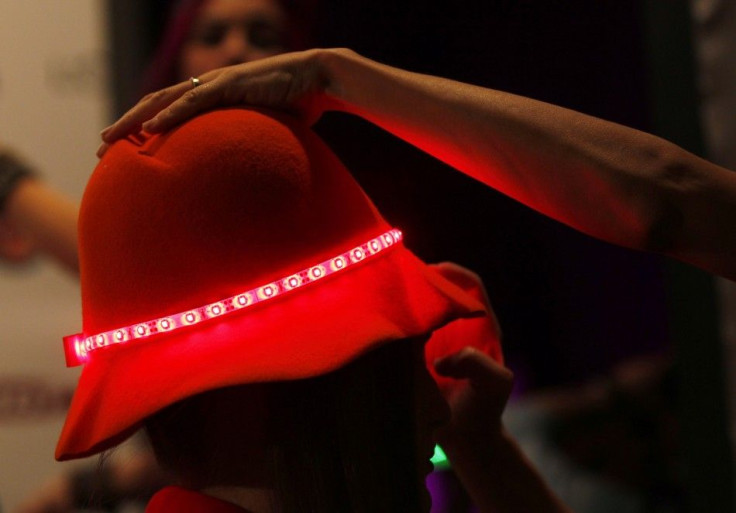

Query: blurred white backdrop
[[0, 1, 110, 509]]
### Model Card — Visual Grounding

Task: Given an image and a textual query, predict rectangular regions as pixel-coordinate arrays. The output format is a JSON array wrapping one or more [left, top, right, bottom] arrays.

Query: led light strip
[[63, 229, 403, 367]]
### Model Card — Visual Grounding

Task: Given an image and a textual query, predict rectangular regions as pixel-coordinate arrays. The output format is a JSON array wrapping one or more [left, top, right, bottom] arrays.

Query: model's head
[[140, 0, 316, 95], [178, 0, 287, 80]]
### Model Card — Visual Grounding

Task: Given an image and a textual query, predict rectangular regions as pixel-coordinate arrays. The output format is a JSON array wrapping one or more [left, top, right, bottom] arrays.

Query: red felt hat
[[56, 108, 497, 461]]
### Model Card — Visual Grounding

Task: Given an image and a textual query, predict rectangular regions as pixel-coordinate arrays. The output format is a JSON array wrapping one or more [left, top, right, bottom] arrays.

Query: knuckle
[[142, 89, 166, 104], [181, 87, 205, 106], [459, 346, 479, 358]]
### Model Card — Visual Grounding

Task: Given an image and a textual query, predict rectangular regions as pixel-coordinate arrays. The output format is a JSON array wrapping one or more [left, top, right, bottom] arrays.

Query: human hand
[[423, 262, 511, 449], [99, 49, 351, 155], [433, 346, 513, 449], [0, 218, 35, 263]]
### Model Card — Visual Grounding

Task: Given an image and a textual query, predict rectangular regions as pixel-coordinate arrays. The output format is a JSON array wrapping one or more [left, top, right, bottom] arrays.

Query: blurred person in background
[[1, 0, 311, 276]]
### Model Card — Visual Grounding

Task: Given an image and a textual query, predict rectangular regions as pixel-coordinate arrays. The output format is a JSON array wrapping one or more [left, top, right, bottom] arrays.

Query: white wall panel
[[0, 1, 110, 509]]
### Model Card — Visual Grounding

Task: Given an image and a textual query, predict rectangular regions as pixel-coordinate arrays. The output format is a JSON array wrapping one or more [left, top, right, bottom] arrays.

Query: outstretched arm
[[101, 48, 736, 280], [0, 149, 79, 273], [4, 178, 79, 273]]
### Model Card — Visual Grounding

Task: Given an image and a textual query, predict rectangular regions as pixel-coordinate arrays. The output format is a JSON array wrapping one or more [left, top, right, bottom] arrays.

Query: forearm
[[4, 178, 79, 273], [319, 49, 736, 277], [443, 428, 574, 513], [101, 48, 736, 278]]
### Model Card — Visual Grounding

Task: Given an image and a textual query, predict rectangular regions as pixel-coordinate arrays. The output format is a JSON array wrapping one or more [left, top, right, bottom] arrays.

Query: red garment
[[146, 486, 253, 513]]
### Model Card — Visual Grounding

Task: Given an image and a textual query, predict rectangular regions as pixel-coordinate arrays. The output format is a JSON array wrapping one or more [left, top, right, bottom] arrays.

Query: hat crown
[[80, 109, 388, 334]]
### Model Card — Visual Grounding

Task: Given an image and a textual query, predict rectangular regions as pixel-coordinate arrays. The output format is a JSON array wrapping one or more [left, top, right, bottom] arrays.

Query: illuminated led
[[158, 318, 173, 331], [309, 265, 325, 280], [63, 228, 404, 367], [431, 444, 450, 470], [183, 311, 200, 325], [331, 256, 346, 271], [208, 303, 225, 316], [284, 275, 301, 290], [258, 284, 278, 300]]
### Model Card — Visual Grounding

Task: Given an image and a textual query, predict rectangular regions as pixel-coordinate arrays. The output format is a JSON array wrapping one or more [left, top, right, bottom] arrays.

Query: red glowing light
[[62, 228, 404, 367]]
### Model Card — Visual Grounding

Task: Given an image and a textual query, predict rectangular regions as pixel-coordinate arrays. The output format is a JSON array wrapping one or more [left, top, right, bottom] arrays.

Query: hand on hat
[[433, 346, 513, 449], [99, 49, 345, 156]]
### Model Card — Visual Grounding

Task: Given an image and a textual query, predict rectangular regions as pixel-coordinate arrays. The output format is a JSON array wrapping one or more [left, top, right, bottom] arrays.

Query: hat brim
[[56, 246, 485, 460]]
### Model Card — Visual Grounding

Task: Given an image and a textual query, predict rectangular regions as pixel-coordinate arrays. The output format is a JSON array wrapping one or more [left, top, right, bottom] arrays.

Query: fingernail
[[142, 118, 156, 132], [100, 126, 111, 139], [96, 142, 109, 158]]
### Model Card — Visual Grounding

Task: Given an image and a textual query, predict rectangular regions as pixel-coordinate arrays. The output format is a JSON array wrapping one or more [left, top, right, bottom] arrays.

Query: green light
[[430, 444, 450, 470]]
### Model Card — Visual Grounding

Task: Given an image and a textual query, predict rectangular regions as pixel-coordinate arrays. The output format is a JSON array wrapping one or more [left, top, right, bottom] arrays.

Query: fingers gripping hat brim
[[56, 108, 487, 460]]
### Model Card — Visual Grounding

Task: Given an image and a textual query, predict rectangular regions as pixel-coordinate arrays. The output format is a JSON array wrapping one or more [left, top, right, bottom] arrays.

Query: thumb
[[434, 347, 513, 385]]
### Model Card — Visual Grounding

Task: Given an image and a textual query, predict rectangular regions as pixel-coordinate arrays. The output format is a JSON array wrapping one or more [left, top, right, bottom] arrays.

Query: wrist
[[314, 48, 365, 112], [439, 424, 514, 473]]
